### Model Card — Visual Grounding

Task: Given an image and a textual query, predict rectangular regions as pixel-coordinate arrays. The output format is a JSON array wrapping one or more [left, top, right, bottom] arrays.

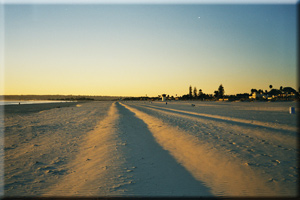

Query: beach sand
[[2, 101, 298, 197]]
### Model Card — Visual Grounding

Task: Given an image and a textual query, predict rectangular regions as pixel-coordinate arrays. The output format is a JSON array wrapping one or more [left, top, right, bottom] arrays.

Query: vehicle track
[[5, 101, 297, 197], [128, 103, 297, 149], [140, 103, 297, 132], [44, 102, 213, 197], [123, 102, 298, 195], [120, 102, 292, 196]]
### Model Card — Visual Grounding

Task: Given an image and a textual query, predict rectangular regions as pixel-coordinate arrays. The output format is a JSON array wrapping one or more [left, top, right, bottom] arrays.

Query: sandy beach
[[2, 101, 298, 197]]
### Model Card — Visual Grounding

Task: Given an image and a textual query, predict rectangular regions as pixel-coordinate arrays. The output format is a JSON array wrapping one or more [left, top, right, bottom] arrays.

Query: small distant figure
[[19, 102, 20, 105], [166, 102, 167, 105], [191, 104, 195, 107]]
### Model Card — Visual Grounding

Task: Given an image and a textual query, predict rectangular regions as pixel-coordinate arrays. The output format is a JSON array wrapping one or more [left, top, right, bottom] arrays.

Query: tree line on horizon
[[122, 84, 299, 101], [179, 84, 225, 100], [173, 84, 299, 101]]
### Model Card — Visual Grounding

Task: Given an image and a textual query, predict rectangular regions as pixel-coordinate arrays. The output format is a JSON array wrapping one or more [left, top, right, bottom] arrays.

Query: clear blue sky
[[3, 2, 298, 96]]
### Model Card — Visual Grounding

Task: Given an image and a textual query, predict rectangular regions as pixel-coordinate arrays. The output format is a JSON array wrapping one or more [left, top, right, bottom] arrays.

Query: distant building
[[219, 98, 229, 101], [249, 92, 257, 99], [162, 94, 166, 102], [249, 92, 267, 100], [236, 93, 250, 99]]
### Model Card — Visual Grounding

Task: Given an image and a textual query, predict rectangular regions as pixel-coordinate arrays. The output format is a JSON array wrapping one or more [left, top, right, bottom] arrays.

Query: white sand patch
[[120, 102, 294, 196]]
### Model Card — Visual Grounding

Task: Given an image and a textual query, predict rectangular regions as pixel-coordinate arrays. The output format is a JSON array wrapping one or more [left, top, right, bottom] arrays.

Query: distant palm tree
[[251, 88, 257, 94], [199, 89, 202, 96], [269, 85, 273, 90], [280, 86, 283, 91], [193, 87, 197, 98], [189, 85, 192, 98], [218, 84, 224, 98]]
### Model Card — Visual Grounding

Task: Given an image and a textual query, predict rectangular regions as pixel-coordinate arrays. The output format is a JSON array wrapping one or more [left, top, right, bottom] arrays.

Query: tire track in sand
[[126, 103, 298, 196], [113, 102, 213, 196], [120, 103, 284, 197], [44, 102, 126, 196], [143, 104, 297, 132], [131, 103, 297, 149], [44, 102, 213, 197]]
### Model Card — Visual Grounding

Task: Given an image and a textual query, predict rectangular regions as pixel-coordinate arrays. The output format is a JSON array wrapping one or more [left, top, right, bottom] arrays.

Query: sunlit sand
[[2, 100, 298, 197]]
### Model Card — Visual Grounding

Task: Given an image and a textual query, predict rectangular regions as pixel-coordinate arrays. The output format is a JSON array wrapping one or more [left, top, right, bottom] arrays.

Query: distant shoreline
[[0, 100, 74, 106], [3, 101, 79, 114], [0, 95, 121, 101]]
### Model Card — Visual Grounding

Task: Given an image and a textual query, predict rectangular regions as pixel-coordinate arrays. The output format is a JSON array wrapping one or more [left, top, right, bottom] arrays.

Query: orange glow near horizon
[[3, 4, 297, 97]]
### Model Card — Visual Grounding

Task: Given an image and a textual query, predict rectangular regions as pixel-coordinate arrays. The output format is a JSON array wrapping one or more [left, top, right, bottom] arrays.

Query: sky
[[2, 1, 298, 97]]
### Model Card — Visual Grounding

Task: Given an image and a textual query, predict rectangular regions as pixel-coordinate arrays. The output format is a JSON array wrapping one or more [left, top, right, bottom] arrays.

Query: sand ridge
[[119, 102, 287, 196], [3, 101, 298, 197], [43, 102, 213, 196]]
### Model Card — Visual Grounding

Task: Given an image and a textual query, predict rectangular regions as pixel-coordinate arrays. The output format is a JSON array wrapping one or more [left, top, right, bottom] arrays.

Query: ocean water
[[0, 100, 72, 105]]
